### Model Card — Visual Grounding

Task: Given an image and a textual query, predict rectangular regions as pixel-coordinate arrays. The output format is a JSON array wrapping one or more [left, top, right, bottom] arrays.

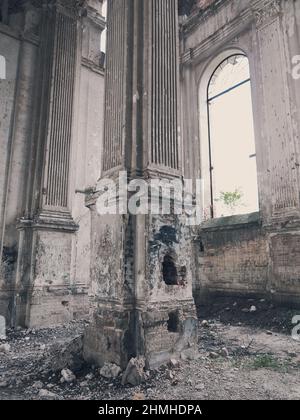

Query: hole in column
[[167, 312, 179, 333], [163, 254, 178, 285], [106, 337, 112, 351], [198, 239, 205, 253], [179, 266, 187, 284]]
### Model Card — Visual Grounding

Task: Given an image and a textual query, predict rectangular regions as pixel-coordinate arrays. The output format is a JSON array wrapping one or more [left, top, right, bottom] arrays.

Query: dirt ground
[[0, 297, 300, 400]]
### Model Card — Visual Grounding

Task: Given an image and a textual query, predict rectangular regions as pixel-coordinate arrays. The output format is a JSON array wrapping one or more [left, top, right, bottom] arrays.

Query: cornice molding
[[181, 0, 282, 66], [81, 57, 105, 75], [180, 0, 230, 35], [253, 0, 281, 27], [42, 0, 87, 18]]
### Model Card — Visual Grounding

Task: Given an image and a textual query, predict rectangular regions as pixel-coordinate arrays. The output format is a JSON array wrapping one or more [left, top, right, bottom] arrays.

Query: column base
[[83, 300, 198, 370], [14, 213, 82, 328]]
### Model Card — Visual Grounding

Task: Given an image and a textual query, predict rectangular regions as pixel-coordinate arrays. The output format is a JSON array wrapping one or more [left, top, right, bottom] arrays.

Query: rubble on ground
[[0, 298, 299, 400]]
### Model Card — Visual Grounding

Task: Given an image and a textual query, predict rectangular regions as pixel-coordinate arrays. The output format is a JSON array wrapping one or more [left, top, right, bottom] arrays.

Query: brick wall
[[194, 222, 269, 303], [194, 223, 300, 306]]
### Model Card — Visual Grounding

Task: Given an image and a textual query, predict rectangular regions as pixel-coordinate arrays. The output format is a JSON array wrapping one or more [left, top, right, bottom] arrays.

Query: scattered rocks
[[220, 347, 229, 358], [0, 343, 10, 354], [181, 348, 199, 361], [195, 383, 205, 391], [170, 358, 180, 368], [122, 357, 145, 386], [0, 304, 297, 401], [32, 381, 44, 390], [209, 352, 219, 359], [166, 370, 174, 380], [201, 320, 210, 328], [80, 381, 89, 388], [132, 392, 145, 400], [287, 352, 297, 358], [61, 368, 76, 383], [46, 335, 84, 373], [38, 389, 59, 400], [100, 363, 122, 379]]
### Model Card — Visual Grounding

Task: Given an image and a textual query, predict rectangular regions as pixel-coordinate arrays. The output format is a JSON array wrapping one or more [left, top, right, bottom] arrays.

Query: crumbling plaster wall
[[0, 17, 38, 320], [181, 0, 300, 304], [0, 1, 106, 327]]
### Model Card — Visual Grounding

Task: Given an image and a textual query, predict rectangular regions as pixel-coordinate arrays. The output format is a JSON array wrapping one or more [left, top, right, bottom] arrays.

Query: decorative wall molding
[[253, 0, 281, 28], [81, 57, 105, 74], [181, 7, 253, 66], [181, 0, 282, 67], [43, 0, 86, 18]]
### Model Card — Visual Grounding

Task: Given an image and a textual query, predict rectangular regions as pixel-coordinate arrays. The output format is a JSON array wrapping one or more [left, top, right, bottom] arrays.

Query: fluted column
[[102, 0, 130, 173], [85, 0, 197, 370], [33, 0, 80, 228], [148, 0, 180, 171], [14, 0, 82, 327], [43, 7, 77, 210], [102, 0, 181, 177]]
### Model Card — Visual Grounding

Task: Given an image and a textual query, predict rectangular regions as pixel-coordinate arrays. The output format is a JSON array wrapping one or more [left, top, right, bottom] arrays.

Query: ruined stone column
[[84, 0, 197, 369]]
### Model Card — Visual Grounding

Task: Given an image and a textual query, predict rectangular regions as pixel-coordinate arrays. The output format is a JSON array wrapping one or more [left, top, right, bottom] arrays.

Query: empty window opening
[[0, 55, 6, 80], [101, 0, 107, 53], [163, 255, 178, 285], [207, 54, 259, 218], [167, 312, 179, 333], [0, 0, 8, 24]]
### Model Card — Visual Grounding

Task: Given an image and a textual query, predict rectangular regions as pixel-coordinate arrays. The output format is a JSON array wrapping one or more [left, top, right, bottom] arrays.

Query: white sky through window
[[101, 0, 107, 52], [208, 55, 259, 217]]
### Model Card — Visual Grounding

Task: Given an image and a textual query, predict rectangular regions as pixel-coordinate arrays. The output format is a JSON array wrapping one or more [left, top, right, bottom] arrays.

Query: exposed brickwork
[[270, 233, 300, 302], [195, 224, 269, 302]]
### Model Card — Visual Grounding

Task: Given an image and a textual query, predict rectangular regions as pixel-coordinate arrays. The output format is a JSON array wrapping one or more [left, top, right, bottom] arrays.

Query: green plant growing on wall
[[216, 189, 244, 214]]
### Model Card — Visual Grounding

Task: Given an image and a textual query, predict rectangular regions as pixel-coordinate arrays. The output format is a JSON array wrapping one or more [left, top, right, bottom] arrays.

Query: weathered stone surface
[[122, 357, 146, 386], [0, 0, 105, 329], [38, 389, 60, 400], [61, 368, 76, 383], [45, 335, 84, 373], [0, 343, 10, 354], [0, 0, 300, 377], [100, 363, 122, 379], [84, 0, 198, 371]]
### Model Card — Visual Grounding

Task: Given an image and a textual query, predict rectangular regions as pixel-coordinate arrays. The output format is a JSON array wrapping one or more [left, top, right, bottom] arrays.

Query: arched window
[[0, 55, 6, 80], [205, 54, 259, 218]]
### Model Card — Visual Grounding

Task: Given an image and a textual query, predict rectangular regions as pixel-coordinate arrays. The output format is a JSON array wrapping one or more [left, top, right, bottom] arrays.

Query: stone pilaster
[[254, 0, 300, 300], [14, 0, 82, 327], [81, 0, 105, 69], [255, 0, 300, 223]]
